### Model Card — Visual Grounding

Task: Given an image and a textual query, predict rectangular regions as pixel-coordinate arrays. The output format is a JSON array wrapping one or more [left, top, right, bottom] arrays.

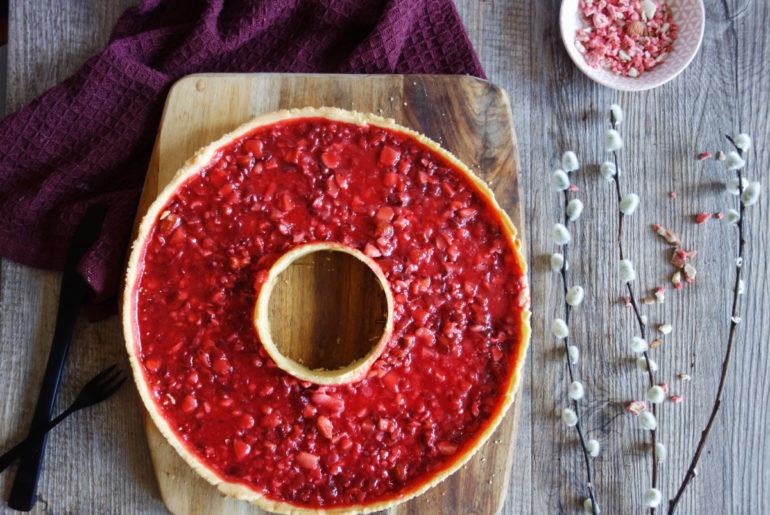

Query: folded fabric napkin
[[0, 0, 484, 315]]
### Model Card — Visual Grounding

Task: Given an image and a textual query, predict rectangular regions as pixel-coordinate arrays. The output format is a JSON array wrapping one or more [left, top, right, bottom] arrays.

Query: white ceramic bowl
[[560, 0, 705, 91]]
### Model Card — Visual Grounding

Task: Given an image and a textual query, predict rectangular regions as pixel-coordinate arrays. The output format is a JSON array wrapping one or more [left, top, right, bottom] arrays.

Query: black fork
[[0, 364, 126, 474]]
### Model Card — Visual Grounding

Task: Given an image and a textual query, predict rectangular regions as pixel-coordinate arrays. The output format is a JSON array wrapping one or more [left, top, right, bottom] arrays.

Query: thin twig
[[609, 113, 658, 514], [669, 2, 745, 508], [558, 190, 600, 513], [667, 136, 747, 513]]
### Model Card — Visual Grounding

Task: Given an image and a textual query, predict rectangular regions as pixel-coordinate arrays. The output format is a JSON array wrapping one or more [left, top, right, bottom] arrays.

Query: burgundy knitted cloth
[[0, 0, 484, 311]]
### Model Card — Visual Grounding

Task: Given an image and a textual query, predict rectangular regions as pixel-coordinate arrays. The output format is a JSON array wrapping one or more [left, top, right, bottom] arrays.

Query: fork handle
[[0, 407, 75, 475], [0, 438, 32, 475], [9, 204, 106, 511]]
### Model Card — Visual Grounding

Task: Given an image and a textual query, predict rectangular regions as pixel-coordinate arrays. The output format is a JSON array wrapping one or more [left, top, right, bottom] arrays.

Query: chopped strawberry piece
[[296, 451, 320, 470], [232, 439, 251, 460], [412, 308, 430, 327], [325, 176, 339, 198], [243, 139, 264, 158], [383, 172, 399, 188], [458, 207, 477, 219], [180, 395, 197, 414], [382, 371, 401, 393], [238, 414, 255, 430], [364, 243, 381, 258], [321, 150, 341, 169], [280, 194, 294, 212], [262, 413, 282, 428], [317, 416, 334, 439], [209, 168, 228, 187], [312, 392, 345, 413], [379, 145, 401, 166], [437, 441, 458, 455], [375, 206, 395, 223], [145, 356, 161, 372], [212, 358, 231, 375], [414, 327, 435, 346]]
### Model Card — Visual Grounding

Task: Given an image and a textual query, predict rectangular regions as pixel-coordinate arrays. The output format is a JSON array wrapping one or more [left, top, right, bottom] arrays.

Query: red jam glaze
[[135, 118, 527, 508]]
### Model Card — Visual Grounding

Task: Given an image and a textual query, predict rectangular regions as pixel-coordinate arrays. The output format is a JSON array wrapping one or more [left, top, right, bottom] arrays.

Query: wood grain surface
[[267, 248, 390, 371], [2, 1, 770, 514], [135, 73, 524, 515]]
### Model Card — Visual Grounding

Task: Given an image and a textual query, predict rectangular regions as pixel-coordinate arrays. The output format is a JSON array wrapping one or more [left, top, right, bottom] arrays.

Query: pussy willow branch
[[667, 136, 747, 513], [558, 190, 599, 514], [609, 114, 658, 514]]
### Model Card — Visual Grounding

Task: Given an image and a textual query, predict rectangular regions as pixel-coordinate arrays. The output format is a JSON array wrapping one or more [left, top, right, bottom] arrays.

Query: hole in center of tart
[[256, 243, 392, 383]]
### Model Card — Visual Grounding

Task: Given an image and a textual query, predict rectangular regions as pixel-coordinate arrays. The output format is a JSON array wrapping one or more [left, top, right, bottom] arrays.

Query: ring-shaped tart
[[123, 107, 530, 514]]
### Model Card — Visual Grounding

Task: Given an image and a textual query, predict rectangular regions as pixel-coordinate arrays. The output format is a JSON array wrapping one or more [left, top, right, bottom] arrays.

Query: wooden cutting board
[[135, 73, 525, 515]]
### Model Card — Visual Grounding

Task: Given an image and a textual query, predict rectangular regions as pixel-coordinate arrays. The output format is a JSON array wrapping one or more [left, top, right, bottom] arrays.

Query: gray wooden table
[[1, 1, 768, 513]]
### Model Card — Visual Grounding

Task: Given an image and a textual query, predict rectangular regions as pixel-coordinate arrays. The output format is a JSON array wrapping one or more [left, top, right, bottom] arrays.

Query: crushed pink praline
[[575, 0, 678, 78]]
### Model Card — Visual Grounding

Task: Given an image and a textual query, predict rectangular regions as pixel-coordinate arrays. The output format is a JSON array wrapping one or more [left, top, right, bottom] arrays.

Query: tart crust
[[123, 107, 531, 514]]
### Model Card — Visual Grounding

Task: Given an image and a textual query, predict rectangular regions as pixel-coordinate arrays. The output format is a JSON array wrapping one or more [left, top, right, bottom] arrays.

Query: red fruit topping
[[311, 392, 345, 414], [457, 207, 477, 219], [382, 371, 400, 393], [375, 206, 395, 223], [437, 442, 458, 455], [379, 145, 401, 166], [212, 358, 231, 375], [238, 414, 255, 430], [296, 451, 320, 470], [364, 242, 382, 258], [321, 150, 341, 169], [411, 308, 430, 327], [233, 439, 251, 460], [133, 117, 526, 509], [383, 172, 399, 188], [262, 412, 282, 428], [414, 327, 435, 346], [181, 395, 197, 414], [316, 416, 334, 439], [280, 194, 294, 212], [145, 357, 161, 372], [243, 139, 264, 158]]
